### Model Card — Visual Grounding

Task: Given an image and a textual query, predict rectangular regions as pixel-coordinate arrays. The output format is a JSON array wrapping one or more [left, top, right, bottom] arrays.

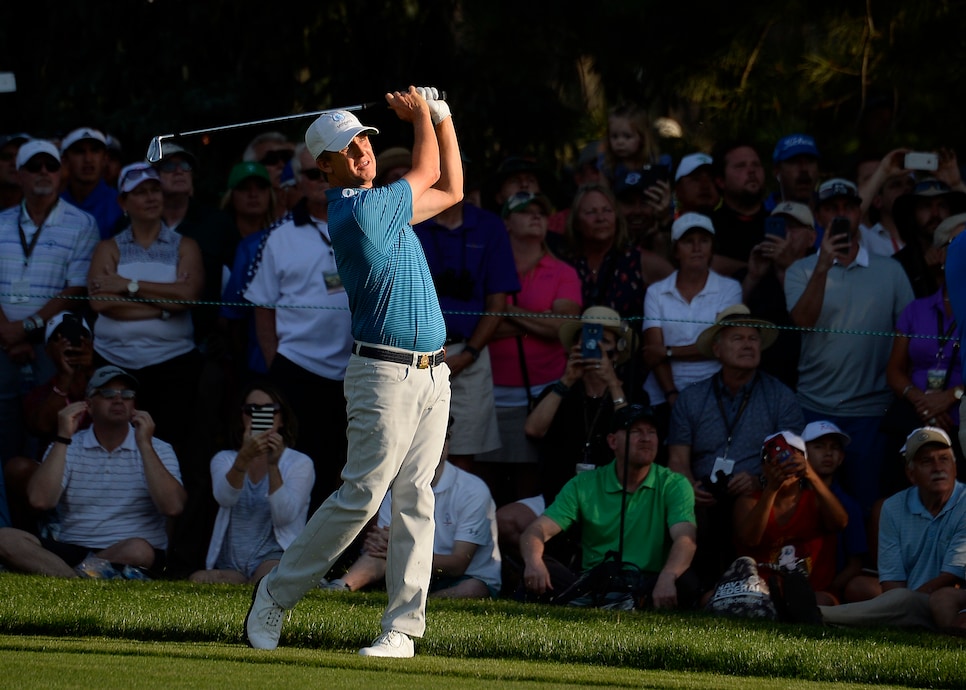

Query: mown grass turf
[[1, 575, 964, 688]]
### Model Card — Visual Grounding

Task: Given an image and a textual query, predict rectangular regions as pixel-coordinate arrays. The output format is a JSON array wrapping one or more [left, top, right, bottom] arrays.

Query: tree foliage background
[[2, 0, 965, 203]]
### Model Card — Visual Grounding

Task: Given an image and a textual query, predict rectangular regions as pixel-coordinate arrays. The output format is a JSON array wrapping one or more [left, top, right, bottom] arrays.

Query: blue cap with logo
[[773, 133, 820, 163]]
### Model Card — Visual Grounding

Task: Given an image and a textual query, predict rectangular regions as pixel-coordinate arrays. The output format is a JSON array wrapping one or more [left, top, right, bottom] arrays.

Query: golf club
[[145, 101, 382, 163]]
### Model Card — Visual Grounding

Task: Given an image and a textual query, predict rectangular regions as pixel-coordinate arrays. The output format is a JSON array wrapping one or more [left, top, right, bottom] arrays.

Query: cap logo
[[624, 171, 641, 185], [916, 431, 930, 442], [341, 188, 358, 198]]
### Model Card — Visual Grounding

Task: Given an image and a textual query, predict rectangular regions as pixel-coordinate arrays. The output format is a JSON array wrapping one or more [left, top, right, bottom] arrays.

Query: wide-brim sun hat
[[695, 304, 777, 358]]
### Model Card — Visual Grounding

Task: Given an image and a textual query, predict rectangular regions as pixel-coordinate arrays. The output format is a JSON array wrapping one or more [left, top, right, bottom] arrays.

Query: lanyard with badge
[[10, 221, 43, 304], [926, 309, 959, 391], [708, 373, 757, 481], [313, 220, 344, 295]]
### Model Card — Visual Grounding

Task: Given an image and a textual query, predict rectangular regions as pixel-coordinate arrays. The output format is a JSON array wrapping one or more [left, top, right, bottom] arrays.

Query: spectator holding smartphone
[[190, 381, 313, 585]]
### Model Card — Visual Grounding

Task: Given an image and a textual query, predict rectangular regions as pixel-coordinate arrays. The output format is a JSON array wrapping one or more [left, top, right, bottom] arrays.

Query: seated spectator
[[497, 306, 633, 560], [324, 429, 500, 599], [520, 404, 700, 610], [801, 421, 875, 603], [641, 213, 743, 433], [5, 312, 95, 530], [0, 366, 185, 577], [668, 304, 804, 591], [189, 382, 313, 584], [733, 431, 849, 606], [819, 427, 966, 628]]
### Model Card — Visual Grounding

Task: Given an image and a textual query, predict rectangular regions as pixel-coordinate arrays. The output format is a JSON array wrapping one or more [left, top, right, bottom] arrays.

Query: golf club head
[[145, 135, 169, 163]]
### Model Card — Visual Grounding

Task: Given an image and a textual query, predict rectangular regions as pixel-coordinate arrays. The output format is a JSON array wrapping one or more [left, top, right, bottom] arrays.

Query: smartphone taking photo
[[581, 322, 603, 360], [249, 406, 275, 435]]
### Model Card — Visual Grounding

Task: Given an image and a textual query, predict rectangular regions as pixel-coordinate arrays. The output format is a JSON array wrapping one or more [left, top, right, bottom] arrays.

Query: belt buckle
[[417, 354, 430, 369]]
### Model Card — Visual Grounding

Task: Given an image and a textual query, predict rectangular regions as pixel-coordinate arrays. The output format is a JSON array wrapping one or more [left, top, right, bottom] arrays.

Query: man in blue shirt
[[59, 128, 122, 239], [245, 86, 463, 659], [820, 427, 966, 628]]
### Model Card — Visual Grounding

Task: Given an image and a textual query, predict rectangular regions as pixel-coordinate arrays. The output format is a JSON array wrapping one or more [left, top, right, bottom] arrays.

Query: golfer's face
[[327, 134, 376, 188]]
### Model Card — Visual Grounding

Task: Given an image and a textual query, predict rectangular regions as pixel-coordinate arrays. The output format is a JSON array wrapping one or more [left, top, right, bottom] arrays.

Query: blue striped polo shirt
[[326, 181, 445, 352]]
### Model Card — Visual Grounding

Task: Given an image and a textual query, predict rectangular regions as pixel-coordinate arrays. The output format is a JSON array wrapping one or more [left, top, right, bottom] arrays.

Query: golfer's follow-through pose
[[244, 86, 462, 658]]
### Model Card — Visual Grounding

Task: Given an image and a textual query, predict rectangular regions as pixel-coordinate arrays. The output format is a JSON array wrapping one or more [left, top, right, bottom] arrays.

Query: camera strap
[[712, 372, 757, 459]]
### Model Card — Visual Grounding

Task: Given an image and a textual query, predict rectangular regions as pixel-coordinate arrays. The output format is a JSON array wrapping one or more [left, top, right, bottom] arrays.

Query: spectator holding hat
[[611, 171, 675, 277], [819, 426, 966, 629], [0, 139, 99, 467], [673, 152, 718, 217], [733, 430, 849, 606], [785, 177, 914, 514], [642, 212, 742, 425], [59, 127, 122, 239], [484, 191, 581, 503]]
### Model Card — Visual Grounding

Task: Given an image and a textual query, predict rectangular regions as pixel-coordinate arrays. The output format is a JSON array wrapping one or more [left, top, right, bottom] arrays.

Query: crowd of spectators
[[2, 110, 966, 633]]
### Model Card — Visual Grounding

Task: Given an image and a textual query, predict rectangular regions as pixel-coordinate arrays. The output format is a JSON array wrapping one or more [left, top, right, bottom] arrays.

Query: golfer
[[245, 86, 462, 658]]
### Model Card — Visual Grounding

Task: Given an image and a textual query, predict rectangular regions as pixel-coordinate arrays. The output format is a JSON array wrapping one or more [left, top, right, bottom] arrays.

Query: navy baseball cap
[[773, 134, 819, 163], [610, 404, 657, 433]]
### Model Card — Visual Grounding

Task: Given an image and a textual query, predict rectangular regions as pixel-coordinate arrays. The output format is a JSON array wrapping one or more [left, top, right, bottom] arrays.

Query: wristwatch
[[127, 279, 140, 298]]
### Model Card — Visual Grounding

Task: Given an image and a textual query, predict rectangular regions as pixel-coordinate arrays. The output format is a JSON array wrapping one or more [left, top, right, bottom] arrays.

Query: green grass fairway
[[1, 575, 964, 688]]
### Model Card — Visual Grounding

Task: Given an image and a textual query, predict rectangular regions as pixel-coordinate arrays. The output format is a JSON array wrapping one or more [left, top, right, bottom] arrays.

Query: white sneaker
[[244, 577, 285, 650], [358, 630, 414, 658]]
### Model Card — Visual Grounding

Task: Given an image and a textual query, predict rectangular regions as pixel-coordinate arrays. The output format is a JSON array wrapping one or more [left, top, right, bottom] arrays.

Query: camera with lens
[[433, 268, 475, 302]]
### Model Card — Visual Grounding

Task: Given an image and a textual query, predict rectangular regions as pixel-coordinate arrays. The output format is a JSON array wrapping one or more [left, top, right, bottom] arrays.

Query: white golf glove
[[416, 86, 451, 125]]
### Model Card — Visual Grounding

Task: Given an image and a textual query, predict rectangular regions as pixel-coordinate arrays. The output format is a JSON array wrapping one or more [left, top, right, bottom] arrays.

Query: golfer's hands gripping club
[[416, 86, 452, 125]]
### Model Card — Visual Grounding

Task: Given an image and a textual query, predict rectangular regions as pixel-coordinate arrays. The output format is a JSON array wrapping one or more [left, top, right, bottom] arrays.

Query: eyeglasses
[[302, 168, 323, 181], [159, 160, 192, 173], [242, 403, 281, 416], [95, 388, 136, 400], [22, 157, 61, 174], [259, 149, 294, 167]]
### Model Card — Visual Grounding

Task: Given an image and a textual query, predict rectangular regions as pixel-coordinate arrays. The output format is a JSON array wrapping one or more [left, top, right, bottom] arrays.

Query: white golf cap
[[771, 201, 815, 229], [60, 127, 107, 154], [304, 111, 379, 159], [671, 212, 715, 242], [801, 420, 851, 446], [900, 426, 952, 464], [16, 139, 61, 170], [674, 152, 713, 182]]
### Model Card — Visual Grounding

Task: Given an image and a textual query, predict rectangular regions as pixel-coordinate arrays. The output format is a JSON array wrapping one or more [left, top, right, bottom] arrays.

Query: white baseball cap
[[801, 420, 851, 446], [674, 152, 713, 182], [900, 426, 952, 463], [671, 212, 715, 242], [304, 111, 379, 159], [60, 127, 107, 155], [16, 140, 61, 170]]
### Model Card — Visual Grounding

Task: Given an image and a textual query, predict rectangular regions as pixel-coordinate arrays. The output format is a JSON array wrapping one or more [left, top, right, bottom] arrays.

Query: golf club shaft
[[171, 101, 382, 139]]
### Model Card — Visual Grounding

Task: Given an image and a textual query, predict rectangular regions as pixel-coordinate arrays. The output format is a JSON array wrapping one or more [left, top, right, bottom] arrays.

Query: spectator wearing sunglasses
[[242, 132, 296, 220], [0, 139, 99, 476], [190, 381, 313, 585], [0, 365, 185, 578], [59, 128, 123, 239], [87, 161, 206, 575], [242, 142, 352, 512]]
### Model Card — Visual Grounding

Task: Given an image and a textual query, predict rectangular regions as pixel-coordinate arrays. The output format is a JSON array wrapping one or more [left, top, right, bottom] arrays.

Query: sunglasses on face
[[159, 160, 192, 173], [242, 403, 281, 416], [301, 168, 323, 181], [23, 157, 61, 174], [259, 149, 294, 167], [95, 388, 136, 400]]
